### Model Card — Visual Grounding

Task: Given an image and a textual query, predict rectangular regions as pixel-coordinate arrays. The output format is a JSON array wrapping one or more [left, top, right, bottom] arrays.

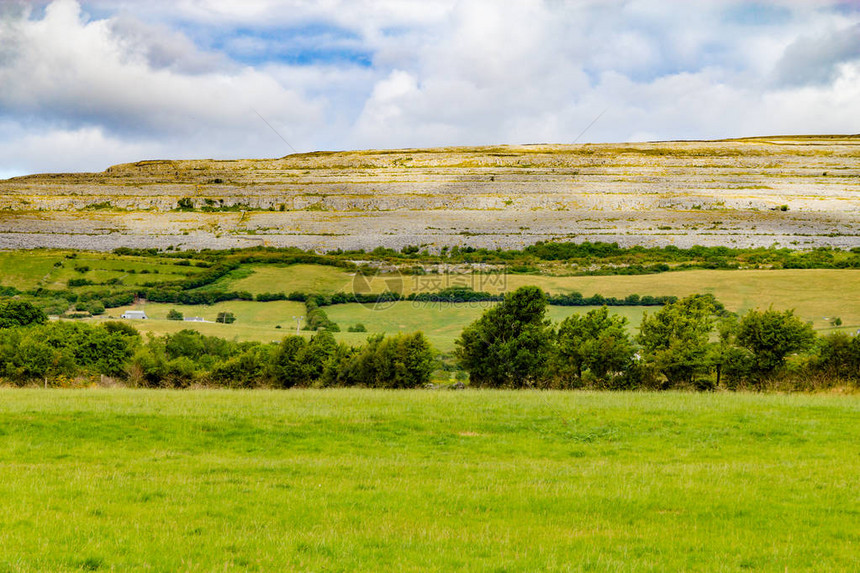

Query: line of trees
[[455, 287, 858, 390], [0, 302, 433, 389], [1, 296, 857, 391]]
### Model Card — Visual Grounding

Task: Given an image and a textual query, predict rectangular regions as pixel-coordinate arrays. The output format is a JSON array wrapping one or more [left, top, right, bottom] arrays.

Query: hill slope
[[1, 136, 858, 251]]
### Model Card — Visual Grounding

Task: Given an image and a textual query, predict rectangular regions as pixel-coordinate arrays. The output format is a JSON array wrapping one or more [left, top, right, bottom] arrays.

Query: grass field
[[325, 302, 647, 352], [105, 300, 308, 343], [0, 389, 856, 571], [217, 265, 860, 331], [0, 250, 200, 291], [225, 264, 355, 295], [105, 301, 646, 351]]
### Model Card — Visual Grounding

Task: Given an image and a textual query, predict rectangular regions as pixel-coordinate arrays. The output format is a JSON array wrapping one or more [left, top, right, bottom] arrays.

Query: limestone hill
[[1, 136, 858, 251]]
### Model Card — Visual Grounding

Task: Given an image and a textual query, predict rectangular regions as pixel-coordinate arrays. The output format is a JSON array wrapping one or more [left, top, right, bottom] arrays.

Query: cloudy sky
[[0, 0, 858, 177]]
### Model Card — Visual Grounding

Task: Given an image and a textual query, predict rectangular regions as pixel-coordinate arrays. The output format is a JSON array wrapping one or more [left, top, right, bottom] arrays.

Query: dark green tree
[[556, 306, 634, 386], [707, 316, 754, 390], [736, 308, 816, 378], [0, 300, 47, 329], [812, 332, 860, 381], [637, 295, 717, 388], [269, 336, 308, 388], [166, 309, 184, 321], [455, 286, 553, 388], [216, 312, 236, 324]]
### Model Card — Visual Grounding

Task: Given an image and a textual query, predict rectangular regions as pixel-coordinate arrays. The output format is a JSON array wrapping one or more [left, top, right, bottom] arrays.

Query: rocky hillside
[[1, 136, 858, 251]]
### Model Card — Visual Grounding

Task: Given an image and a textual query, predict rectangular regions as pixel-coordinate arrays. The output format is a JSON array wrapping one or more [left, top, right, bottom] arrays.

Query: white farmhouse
[[121, 310, 148, 319]]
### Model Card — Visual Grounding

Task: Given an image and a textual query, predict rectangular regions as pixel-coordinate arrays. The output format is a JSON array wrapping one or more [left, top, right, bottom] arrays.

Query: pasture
[[214, 265, 860, 328], [0, 389, 856, 571], [0, 250, 200, 291], [106, 301, 647, 351]]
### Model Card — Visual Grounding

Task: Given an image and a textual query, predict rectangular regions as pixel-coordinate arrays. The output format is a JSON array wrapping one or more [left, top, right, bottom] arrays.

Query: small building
[[184, 317, 205, 322], [121, 310, 148, 320]]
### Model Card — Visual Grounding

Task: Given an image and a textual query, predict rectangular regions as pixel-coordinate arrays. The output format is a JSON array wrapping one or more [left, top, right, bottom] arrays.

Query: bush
[[556, 306, 635, 387], [167, 309, 184, 321], [338, 333, 434, 388]]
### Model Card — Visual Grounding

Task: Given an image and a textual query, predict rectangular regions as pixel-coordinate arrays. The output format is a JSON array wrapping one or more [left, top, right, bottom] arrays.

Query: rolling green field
[[0, 389, 856, 571], [105, 301, 647, 351], [105, 264, 858, 350], [217, 265, 860, 330], [0, 250, 200, 291]]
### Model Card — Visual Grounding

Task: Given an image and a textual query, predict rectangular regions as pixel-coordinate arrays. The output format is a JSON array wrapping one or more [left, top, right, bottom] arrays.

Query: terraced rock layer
[[1, 136, 858, 251]]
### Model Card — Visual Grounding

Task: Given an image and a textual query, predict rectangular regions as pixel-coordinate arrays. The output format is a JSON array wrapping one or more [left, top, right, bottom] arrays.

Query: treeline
[[111, 241, 860, 272], [0, 302, 433, 389], [455, 287, 859, 391], [1, 296, 857, 392]]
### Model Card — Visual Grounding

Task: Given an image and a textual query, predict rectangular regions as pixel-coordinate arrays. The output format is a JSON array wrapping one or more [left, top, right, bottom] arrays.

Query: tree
[[556, 306, 634, 386], [166, 309, 184, 321], [637, 295, 717, 388], [269, 336, 308, 388], [813, 332, 860, 381], [0, 300, 47, 329], [736, 308, 816, 378], [216, 312, 236, 324], [455, 286, 553, 387], [708, 315, 754, 390]]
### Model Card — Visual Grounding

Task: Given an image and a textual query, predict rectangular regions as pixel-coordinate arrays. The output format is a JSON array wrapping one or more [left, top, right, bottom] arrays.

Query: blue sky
[[0, 0, 858, 176]]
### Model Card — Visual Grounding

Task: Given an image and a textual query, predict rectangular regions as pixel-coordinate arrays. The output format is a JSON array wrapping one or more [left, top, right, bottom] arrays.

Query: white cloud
[[0, 0, 858, 174], [0, 0, 326, 170]]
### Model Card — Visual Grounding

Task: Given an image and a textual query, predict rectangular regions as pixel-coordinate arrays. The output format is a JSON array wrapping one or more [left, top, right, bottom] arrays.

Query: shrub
[[556, 306, 634, 387]]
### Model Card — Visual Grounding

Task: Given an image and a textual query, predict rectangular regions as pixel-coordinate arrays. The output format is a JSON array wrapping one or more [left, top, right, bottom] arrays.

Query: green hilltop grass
[[0, 389, 856, 571]]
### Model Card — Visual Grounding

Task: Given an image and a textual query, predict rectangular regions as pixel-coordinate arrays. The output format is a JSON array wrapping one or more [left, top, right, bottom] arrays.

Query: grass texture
[[0, 389, 856, 571]]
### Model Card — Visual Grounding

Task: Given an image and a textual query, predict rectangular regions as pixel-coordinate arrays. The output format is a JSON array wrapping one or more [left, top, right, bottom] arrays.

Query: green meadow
[[0, 389, 856, 571], [215, 265, 860, 331], [106, 300, 646, 351], [0, 250, 198, 291]]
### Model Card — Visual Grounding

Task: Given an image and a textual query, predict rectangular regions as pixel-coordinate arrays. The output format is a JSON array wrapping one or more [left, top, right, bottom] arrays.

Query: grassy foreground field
[[0, 390, 857, 571]]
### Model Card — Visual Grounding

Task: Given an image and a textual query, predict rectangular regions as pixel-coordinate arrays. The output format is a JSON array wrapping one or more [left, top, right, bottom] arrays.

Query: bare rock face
[[0, 137, 858, 251]]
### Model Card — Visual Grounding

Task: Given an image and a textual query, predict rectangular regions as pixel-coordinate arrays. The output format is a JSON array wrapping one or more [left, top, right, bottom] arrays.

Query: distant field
[[106, 300, 307, 344], [504, 269, 860, 330], [217, 265, 860, 331], [0, 250, 200, 290], [103, 265, 860, 350], [105, 300, 644, 351], [225, 263, 354, 295], [0, 389, 856, 571]]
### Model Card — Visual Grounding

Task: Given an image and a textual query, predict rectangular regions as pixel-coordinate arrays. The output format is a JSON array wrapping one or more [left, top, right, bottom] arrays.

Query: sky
[[0, 0, 858, 177]]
